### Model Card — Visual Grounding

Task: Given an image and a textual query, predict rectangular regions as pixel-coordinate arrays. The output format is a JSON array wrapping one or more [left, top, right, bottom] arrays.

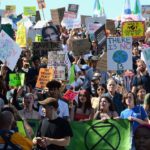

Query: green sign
[[67, 119, 131, 150], [17, 121, 27, 137], [9, 73, 25, 87], [24, 6, 36, 16]]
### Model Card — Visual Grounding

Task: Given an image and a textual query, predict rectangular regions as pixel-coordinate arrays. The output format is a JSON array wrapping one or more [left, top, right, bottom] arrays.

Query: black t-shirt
[[36, 117, 73, 150]]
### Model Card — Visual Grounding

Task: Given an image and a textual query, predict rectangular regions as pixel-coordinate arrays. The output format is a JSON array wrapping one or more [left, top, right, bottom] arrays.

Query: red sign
[[63, 90, 78, 101]]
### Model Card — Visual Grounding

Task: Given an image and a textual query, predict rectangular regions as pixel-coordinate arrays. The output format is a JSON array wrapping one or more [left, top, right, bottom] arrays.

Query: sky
[[0, 0, 149, 20]]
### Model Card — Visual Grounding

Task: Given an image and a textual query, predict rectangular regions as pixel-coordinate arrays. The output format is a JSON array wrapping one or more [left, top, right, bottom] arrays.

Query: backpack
[[0, 130, 22, 150]]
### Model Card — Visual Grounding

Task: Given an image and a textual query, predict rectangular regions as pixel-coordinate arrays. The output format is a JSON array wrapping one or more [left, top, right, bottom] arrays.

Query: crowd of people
[[0, 11, 150, 150]]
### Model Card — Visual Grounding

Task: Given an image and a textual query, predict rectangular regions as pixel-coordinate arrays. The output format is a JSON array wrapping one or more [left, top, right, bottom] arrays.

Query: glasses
[[97, 88, 105, 91]]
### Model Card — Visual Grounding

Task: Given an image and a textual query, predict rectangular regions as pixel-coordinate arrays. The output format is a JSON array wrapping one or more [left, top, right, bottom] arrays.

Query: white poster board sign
[[61, 19, 81, 29], [142, 48, 150, 74], [107, 37, 133, 70], [87, 23, 102, 34], [0, 30, 22, 71]]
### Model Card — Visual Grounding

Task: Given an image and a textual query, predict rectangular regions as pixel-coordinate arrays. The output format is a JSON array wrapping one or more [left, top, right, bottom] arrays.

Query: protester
[[33, 97, 73, 150], [94, 96, 118, 120], [144, 93, 150, 118]]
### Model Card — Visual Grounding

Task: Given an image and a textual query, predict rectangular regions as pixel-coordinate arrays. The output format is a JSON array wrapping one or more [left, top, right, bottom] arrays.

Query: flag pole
[[41, 7, 45, 20]]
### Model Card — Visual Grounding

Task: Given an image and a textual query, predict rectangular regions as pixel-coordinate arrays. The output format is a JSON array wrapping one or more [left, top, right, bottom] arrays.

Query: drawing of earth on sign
[[112, 50, 128, 64]]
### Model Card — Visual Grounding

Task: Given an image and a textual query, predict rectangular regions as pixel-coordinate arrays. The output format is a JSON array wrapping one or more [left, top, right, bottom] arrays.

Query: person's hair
[[107, 78, 117, 85], [46, 80, 61, 90], [78, 90, 91, 113], [31, 56, 40, 63], [99, 96, 116, 112], [24, 93, 34, 99], [123, 91, 136, 106]]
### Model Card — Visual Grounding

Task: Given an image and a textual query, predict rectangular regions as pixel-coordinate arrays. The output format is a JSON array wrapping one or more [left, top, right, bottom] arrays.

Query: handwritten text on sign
[[107, 37, 133, 70], [0, 30, 22, 71]]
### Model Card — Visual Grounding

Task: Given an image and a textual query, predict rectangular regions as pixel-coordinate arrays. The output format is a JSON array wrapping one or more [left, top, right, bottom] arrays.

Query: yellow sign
[[122, 21, 145, 39], [16, 23, 27, 47], [36, 68, 54, 89]]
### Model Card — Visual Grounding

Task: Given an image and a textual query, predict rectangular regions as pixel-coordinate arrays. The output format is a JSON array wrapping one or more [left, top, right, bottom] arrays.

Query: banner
[[107, 37, 133, 70], [48, 51, 65, 67], [50, 7, 65, 25], [9, 73, 25, 87], [24, 6, 36, 16], [142, 5, 150, 19], [16, 23, 27, 47], [142, 48, 150, 74], [37, 0, 46, 9], [36, 68, 54, 89], [0, 30, 22, 71], [67, 119, 131, 150], [63, 90, 78, 101], [122, 21, 145, 39], [68, 4, 79, 14], [70, 38, 91, 56]]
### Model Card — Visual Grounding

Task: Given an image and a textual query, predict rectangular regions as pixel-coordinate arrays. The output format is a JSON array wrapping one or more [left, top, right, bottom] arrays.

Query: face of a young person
[[134, 127, 150, 150], [125, 93, 135, 107], [97, 86, 105, 96], [100, 98, 110, 111], [79, 94, 87, 103], [107, 80, 116, 93]]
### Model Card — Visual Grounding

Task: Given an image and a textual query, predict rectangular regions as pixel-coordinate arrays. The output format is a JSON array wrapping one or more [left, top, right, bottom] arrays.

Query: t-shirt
[[120, 105, 148, 131], [36, 117, 73, 150]]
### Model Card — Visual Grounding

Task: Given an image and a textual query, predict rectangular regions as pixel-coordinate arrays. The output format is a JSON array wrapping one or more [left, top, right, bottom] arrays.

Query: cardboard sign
[[80, 15, 91, 25], [48, 51, 65, 67], [9, 73, 25, 87], [97, 52, 107, 71], [52, 66, 66, 80], [32, 41, 62, 57], [63, 11, 77, 19], [70, 38, 91, 56], [24, 6, 36, 16], [142, 5, 150, 19], [61, 19, 81, 29], [63, 90, 78, 101], [68, 4, 79, 14], [0, 30, 22, 71], [5, 5, 16, 16], [142, 48, 150, 74], [16, 23, 27, 47], [94, 25, 107, 49], [107, 37, 133, 70], [50, 7, 65, 25], [106, 19, 116, 34], [37, 0, 46, 9], [122, 21, 145, 39], [85, 16, 106, 30], [36, 68, 54, 89]]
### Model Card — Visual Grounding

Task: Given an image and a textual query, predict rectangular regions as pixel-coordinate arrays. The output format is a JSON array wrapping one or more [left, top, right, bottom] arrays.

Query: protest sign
[[48, 51, 65, 67], [107, 37, 133, 70], [24, 6, 36, 16], [142, 48, 150, 74], [63, 90, 78, 101], [37, 0, 46, 9], [94, 25, 107, 49], [87, 23, 102, 34], [50, 7, 65, 25], [0, 30, 22, 71], [85, 16, 106, 30], [35, 11, 41, 22], [106, 19, 116, 34], [97, 52, 107, 71], [53, 66, 66, 80], [16, 23, 27, 47], [9, 73, 25, 87], [68, 4, 79, 14], [67, 119, 131, 150], [17, 121, 27, 137], [36, 68, 54, 89], [61, 19, 81, 29], [5, 5, 16, 16], [80, 15, 91, 26], [63, 11, 77, 20], [70, 38, 91, 56], [32, 41, 62, 57], [122, 21, 145, 39], [142, 5, 150, 19]]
